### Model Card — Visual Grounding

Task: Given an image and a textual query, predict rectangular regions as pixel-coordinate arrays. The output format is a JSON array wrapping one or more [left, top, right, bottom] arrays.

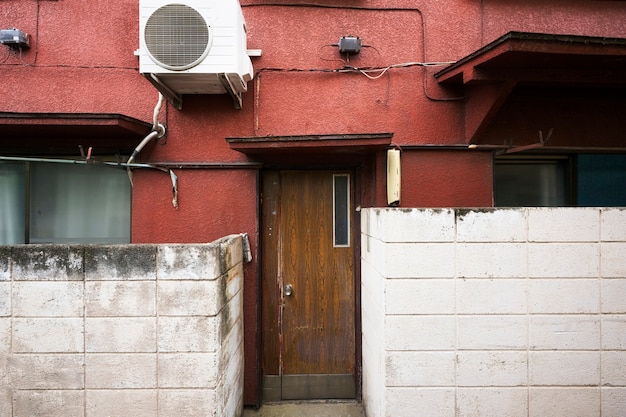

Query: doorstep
[[242, 400, 366, 417]]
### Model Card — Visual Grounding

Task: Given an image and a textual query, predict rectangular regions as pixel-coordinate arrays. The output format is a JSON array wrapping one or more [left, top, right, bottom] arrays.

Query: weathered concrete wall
[[0, 235, 245, 417], [362, 208, 626, 417]]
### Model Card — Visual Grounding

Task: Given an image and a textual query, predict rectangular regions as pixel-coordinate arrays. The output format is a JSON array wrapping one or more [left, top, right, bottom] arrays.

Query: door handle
[[284, 284, 293, 296]]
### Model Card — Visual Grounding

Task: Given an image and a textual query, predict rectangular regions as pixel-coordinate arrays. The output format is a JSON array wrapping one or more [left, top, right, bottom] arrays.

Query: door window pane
[[333, 174, 350, 247]]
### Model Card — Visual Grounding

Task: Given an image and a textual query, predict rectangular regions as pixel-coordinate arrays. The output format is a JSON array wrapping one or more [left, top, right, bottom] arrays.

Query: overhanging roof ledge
[[227, 133, 394, 155], [435, 31, 626, 86]]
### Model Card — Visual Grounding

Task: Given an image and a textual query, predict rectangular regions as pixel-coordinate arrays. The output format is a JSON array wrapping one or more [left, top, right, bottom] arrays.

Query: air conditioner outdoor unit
[[139, 0, 253, 109]]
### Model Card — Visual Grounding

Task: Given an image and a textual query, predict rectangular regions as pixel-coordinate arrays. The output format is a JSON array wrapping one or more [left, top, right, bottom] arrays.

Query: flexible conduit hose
[[127, 93, 166, 165]]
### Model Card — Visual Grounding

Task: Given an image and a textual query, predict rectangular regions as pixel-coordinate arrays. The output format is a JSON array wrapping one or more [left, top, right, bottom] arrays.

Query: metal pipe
[[0, 155, 161, 169]]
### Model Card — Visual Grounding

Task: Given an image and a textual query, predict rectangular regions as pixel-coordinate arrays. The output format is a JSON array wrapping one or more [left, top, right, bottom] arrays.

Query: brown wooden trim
[[261, 171, 281, 376], [227, 133, 393, 155]]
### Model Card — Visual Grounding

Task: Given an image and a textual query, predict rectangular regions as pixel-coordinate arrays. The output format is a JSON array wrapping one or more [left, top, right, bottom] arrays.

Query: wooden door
[[262, 170, 356, 400]]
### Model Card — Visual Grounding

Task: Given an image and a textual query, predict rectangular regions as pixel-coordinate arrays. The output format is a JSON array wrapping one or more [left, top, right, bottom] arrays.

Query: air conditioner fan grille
[[144, 4, 211, 70]]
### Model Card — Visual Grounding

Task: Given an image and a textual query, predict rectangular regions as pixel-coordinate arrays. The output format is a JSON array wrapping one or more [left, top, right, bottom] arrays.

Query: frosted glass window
[[30, 163, 131, 243], [0, 163, 26, 244], [0, 161, 130, 244]]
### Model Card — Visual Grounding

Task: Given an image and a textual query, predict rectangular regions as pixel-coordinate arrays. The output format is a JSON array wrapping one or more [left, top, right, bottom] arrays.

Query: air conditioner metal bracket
[[218, 73, 243, 110], [144, 73, 183, 110], [143, 73, 244, 110]]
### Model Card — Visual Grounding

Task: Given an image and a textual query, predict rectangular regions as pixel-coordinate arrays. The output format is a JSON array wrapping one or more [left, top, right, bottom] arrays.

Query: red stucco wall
[[3, 0, 626, 406]]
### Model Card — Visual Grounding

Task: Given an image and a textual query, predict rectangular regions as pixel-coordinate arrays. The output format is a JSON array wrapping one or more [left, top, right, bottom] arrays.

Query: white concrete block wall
[[361, 208, 626, 417], [0, 235, 245, 417]]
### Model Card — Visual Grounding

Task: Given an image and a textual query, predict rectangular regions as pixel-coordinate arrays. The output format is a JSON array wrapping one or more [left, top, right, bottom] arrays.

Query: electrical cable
[[244, 3, 465, 101]]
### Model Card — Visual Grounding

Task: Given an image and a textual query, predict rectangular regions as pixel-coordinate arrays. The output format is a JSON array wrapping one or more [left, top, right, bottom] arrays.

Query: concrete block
[[0, 388, 10, 417], [530, 315, 600, 350], [86, 390, 157, 417], [223, 381, 244, 417], [529, 243, 599, 278], [601, 208, 626, 241], [221, 343, 244, 412], [13, 281, 84, 317], [158, 390, 218, 417], [158, 317, 220, 353], [13, 390, 84, 417], [457, 388, 528, 417], [0, 283, 9, 317], [85, 281, 156, 317], [377, 208, 456, 243], [385, 279, 455, 315], [386, 316, 455, 351], [385, 388, 455, 417], [529, 279, 599, 314], [158, 280, 221, 317], [457, 315, 527, 350], [361, 236, 386, 275], [602, 351, 626, 386], [529, 388, 600, 417], [220, 285, 243, 338], [601, 242, 626, 277], [0, 247, 9, 281], [385, 351, 455, 386], [456, 351, 527, 387], [456, 243, 527, 278], [384, 243, 455, 278], [602, 388, 626, 417], [8, 354, 84, 389], [86, 354, 156, 389], [158, 353, 218, 388], [361, 287, 384, 346], [602, 315, 626, 349], [528, 208, 600, 242], [456, 209, 527, 242], [11, 245, 84, 281], [602, 279, 626, 313], [456, 279, 527, 314], [225, 262, 244, 303], [219, 234, 244, 273], [157, 244, 221, 281], [13, 318, 83, 353], [361, 261, 385, 316], [85, 318, 156, 353], [85, 245, 156, 281], [361, 208, 378, 238], [0, 319, 9, 353], [0, 353, 8, 387], [221, 316, 243, 367], [529, 351, 600, 385]]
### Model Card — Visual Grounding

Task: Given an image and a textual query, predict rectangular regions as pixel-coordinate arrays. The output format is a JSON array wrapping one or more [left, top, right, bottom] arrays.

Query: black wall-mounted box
[[0, 29, 30, 48]]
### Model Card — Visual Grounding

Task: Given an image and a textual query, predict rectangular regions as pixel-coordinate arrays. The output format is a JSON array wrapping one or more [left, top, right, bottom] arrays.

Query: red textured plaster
[[400, 151, 494, 208], [4, 0, 626, 407]]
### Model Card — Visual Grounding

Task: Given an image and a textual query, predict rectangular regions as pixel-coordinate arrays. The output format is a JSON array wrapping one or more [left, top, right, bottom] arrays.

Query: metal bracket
[[143, 74, 183, 110], [218, 73, 243, 110]]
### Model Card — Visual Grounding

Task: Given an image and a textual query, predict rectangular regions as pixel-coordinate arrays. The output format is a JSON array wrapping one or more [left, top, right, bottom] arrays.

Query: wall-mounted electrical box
[[339, 36, 361, 55], [0, 29, 30, 48]]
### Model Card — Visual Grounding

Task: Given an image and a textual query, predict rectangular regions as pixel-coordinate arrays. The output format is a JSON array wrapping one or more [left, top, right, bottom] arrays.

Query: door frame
[[259, 167, 363, 403]]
